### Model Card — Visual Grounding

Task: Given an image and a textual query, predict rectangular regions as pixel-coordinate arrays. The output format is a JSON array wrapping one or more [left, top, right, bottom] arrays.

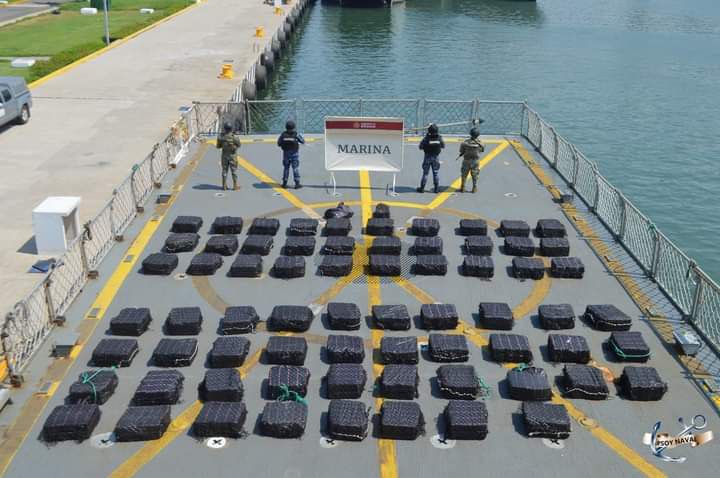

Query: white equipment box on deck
[[32, 196, 81, 254]]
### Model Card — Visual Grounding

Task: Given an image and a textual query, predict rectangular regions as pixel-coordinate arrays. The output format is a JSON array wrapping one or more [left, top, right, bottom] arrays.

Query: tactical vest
[[220, 133, 239, 155], [423, 134, 443, 156], [279, 131, 300, 152], [462, 139, 484, 160]]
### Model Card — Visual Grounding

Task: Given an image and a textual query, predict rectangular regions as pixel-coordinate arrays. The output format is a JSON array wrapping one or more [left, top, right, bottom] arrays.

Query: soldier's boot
[[282, 180, 288, 189], [471, 180, 477, 193], [433, 183, 439, 194], [416, 187, 424, 193], [233, 178, 238, 191], [459, 179, 466, 193], [295, 183, 302, 190], [222, 176, 227, 191]]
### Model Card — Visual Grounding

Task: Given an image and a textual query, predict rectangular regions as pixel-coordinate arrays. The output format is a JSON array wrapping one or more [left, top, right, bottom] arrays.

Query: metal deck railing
[[2, 97, 718, 384]]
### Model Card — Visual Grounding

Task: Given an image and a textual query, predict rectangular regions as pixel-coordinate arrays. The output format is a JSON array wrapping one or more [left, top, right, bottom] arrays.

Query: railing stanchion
[[245, 100, 252, 135], [617, 193, 627, 241], [650, 225, 661, 280], [570, 145, 579, 188], [689, 268, 704, 322], [42, 278, 56, 325]]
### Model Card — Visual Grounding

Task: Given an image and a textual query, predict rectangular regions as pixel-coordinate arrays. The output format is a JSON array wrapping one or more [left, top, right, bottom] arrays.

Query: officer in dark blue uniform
[[276, 120, 305, 189], [416, 123, 445, 193]]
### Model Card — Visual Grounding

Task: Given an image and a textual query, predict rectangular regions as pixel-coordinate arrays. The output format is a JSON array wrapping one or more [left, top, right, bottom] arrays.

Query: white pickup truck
[[0, 77, 32, 128]]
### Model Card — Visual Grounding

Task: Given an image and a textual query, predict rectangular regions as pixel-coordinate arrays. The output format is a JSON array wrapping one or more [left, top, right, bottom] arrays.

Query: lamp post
[[103, 0, 110, 46]]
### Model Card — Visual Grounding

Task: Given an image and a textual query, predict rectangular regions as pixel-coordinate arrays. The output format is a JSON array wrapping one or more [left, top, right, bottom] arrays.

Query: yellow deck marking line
[[588, 359, 617, 382], [111, 270, 356, 477], [508, 140, 670, 477], [300, 200, 497, 225], [110, 348, 262, 478], [236, 156, 321, 219], [405, 138, 505, 144], [193, 266, 362, 315], [359, 170, 398, 478], [393, 278, 663, 477], [234, 140, 507, 221], [33, 381, 60, 397], [509, 140, 714, 376], [238, 138, 321, 144], [552, 394, 666, 477], [390, 277, 489, 349], [511, 258, 552, 320], [28, 2, 201, 89], [390, 257, 550, 337], [425, 140, 509, 210], [0, 144, 208, 476]]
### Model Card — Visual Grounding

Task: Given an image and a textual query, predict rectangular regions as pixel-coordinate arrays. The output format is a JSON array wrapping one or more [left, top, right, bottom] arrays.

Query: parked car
[[0, 77, 32, 128]]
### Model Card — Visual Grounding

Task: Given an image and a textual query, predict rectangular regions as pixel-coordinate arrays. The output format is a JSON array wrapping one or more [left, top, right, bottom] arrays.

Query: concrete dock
[[0, 0, 289, 323]]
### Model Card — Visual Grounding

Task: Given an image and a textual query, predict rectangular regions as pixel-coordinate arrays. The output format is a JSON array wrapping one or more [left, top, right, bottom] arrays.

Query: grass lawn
[[0, 60, 19, 78], [0, 0, 193, 82]]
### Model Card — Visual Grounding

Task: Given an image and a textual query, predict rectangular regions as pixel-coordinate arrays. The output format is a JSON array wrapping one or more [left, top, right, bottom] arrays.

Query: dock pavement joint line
[[359, 170, 399, 478], [425, 140, 509, 211], [0, 143, 208, 477], [27, 1, 202, 89], [236, 156, 322, 220]]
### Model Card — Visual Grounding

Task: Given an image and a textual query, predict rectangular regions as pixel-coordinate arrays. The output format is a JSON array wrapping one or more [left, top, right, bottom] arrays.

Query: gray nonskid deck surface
[[6, 137, 718, 477]]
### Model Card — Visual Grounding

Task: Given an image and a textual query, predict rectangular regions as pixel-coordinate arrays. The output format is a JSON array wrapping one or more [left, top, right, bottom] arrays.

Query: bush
[[27, 42, 102, 82]]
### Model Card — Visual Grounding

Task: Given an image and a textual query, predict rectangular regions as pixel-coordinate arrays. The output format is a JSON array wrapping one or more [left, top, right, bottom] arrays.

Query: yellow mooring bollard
[[219, 63, 234, 80], [255, 26, 265, 38]]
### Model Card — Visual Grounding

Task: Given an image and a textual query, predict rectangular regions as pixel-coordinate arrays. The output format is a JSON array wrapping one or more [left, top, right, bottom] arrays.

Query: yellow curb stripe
[[425, 140, 509, 210], [28, 2, 202, 89]]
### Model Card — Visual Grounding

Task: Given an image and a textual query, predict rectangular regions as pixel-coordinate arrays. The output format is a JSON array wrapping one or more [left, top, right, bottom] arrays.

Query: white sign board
[[324, 116, 404, 172]]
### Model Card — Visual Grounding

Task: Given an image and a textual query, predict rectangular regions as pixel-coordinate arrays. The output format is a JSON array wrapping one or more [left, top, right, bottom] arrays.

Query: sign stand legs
[[388, 173, 399, 197], [330, 172, 341, 197]]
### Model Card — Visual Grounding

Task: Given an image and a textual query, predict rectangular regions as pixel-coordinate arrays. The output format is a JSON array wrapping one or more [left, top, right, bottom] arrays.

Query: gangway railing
[[0, 109, 198, 383], [2, 98, 719, 385]]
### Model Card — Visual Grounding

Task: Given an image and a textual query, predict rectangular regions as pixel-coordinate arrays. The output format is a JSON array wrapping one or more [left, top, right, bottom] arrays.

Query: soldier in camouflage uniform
[[217, 122, 241, 190], [458, 127, 485, 193]]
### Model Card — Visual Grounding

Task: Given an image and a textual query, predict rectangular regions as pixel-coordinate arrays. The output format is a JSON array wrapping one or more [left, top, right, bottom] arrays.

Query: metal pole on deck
[[103, 0, 111, 46]]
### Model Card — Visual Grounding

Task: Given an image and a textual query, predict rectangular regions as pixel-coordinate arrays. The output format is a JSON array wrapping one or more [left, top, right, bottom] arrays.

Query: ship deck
[[0, 135, 718, 477]]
